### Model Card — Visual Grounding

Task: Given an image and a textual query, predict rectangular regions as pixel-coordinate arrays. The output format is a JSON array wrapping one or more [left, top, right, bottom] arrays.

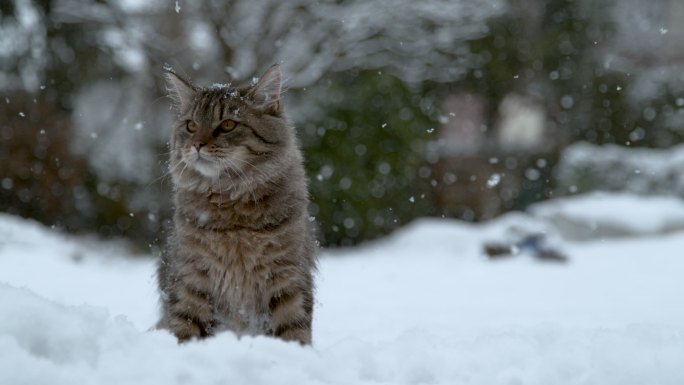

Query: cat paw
[[167, 318, 208, 343]]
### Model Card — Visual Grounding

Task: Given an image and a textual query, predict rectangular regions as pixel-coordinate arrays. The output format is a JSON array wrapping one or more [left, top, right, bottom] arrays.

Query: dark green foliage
[[463, 0, 611, 131], [300, 71, 436, 246]]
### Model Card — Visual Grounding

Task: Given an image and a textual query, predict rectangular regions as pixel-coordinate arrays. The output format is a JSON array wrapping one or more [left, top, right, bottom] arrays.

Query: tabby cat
[[157, 65, 317, 345]]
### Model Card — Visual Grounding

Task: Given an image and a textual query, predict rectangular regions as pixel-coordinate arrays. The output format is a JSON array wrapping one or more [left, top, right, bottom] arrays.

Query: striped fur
[[157, 65, 317, 345]]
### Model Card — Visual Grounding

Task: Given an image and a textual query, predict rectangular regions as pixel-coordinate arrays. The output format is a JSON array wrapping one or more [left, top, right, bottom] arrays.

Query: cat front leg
[[161, 275, 216, 343], [267, 280, 314, 345]]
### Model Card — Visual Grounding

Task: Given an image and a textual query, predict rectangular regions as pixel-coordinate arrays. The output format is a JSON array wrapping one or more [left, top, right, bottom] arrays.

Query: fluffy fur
[[157, 65, 317, 345]]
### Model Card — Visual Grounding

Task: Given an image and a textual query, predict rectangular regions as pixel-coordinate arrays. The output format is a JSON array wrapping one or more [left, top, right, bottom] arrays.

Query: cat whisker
[[226, 157, 271, 184], [177, 162, 189, 181], [146, 159, 185, 188], [164, 158, 186, 176], [217, 158, 259, 207], [227, 157, 283, 198], [157, 148, 176, 157], [223, 157, 277, 209], [216, 160, 224, 208], [217, 158, 250, 189]]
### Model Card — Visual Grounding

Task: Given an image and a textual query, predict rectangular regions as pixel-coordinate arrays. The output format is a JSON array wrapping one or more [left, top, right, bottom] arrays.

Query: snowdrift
[[1, 193, 684, 384]]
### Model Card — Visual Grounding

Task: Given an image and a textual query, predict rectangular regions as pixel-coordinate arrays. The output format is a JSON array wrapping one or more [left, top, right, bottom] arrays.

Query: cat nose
[[192, 141, 206, 152]]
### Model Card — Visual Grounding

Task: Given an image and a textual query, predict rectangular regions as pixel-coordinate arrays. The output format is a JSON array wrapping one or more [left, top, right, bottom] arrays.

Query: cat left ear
[[165, 70, 197, 112], [250, 64, 282, 114]]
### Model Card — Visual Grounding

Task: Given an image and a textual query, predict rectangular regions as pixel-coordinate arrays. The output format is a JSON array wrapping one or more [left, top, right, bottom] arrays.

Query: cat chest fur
[[175, 212, 296, 335]]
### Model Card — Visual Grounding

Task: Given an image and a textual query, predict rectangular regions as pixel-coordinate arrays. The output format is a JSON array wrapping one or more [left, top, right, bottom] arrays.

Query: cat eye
[[219, 119, 237, 132], [185, 120, 198, 133]]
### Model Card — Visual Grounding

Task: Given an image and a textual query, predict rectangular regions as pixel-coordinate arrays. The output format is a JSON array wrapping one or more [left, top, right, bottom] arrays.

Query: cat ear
[[165, 70, 197, 112], [250, 64, 282, 114]]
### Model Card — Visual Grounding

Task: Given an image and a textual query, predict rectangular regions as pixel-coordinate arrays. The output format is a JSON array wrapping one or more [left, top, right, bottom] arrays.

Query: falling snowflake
[[486, 173, 501, 188]]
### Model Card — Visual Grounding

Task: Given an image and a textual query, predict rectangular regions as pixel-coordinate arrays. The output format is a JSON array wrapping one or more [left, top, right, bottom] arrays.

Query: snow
[[0, 0, 46, 91], [1, 193, 684, 384], [531, 192, 684, 240], [556, 141, 684, 197]]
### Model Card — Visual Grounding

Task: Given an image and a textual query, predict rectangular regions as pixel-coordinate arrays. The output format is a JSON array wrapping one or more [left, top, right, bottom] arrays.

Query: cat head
[[165, 65, 296, 192]]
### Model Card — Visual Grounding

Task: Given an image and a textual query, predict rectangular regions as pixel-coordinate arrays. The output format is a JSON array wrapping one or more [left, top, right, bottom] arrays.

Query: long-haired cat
[[157, 65, 317, 345]]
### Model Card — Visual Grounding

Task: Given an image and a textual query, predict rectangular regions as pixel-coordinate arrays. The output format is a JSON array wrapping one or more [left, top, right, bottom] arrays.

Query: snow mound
[[1, 205, 684, 384], [0, 284, 320, 385], [556, 142, 684, 197], [2, 283, 683, 385], [530, 192, 684, 240]]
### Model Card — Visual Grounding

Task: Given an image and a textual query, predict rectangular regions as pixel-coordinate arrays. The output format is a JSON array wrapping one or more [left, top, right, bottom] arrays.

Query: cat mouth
[[193, 152, 211, 162], [187, 152, 220, 177], [186, 149, 217, 163]]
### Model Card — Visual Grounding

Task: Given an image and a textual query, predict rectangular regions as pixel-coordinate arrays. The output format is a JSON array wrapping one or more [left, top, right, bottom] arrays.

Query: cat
[[156, 64, 317, 345]]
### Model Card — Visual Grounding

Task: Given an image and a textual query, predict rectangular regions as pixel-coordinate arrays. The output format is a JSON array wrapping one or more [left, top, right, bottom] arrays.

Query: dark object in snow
[[483, 243, 514, 258], [483, 234, 568, 263]]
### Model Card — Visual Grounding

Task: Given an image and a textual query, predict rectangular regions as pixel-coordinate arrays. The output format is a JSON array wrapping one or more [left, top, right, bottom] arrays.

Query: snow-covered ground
[[1, 192, 683, 384]]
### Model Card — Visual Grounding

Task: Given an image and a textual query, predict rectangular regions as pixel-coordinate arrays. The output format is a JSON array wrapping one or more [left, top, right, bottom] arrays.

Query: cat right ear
[[248, 64, 282, 115], [165, 71, 197, 112]]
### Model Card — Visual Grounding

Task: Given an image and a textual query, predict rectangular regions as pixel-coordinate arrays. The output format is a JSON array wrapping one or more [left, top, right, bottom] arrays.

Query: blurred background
[[2, 0, 684, 250]]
